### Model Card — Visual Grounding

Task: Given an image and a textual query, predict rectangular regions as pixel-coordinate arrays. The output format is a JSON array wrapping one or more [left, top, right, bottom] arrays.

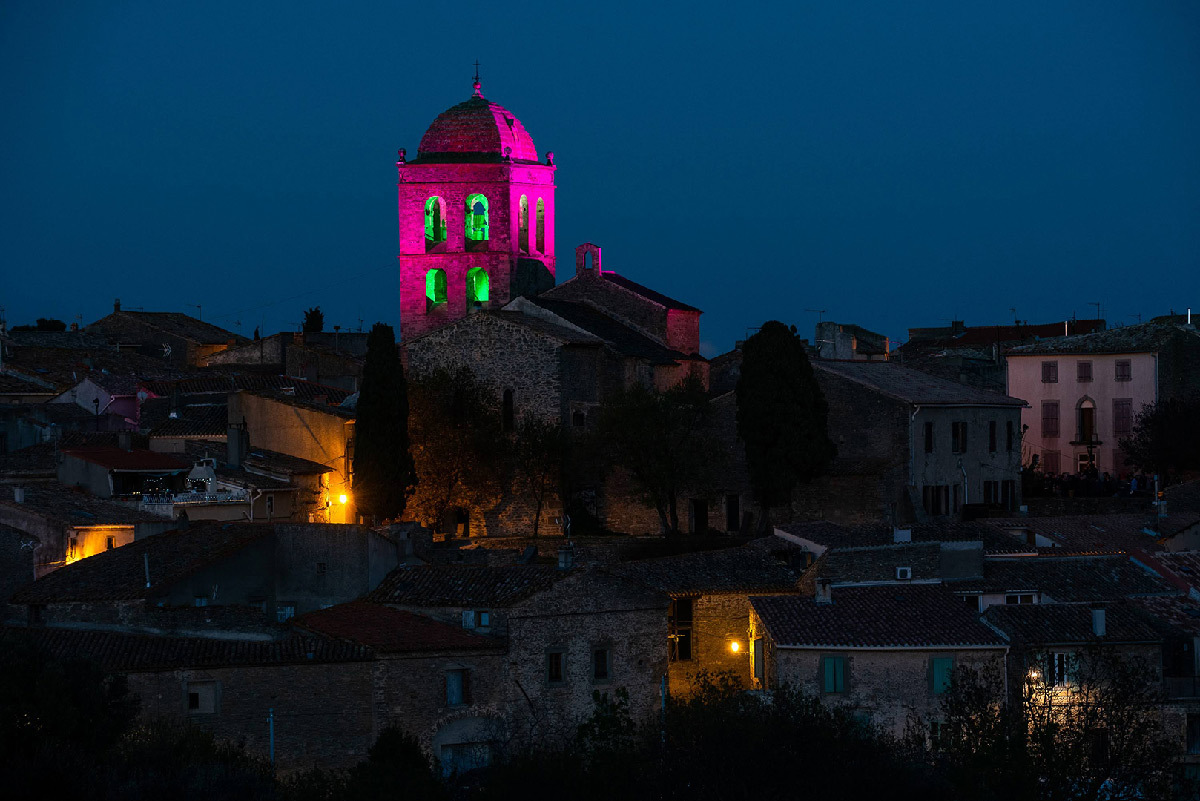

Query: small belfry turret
[[396, 73, 557, 340]]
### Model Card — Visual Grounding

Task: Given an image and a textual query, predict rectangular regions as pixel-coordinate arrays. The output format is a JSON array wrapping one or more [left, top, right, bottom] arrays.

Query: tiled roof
[[5, 330, 112, 349], [600, 272, 701, 312], [10, 522, 274, 603], [1133, 596, 1200, 636], [527, 299, 691, 364], [809, 543, 943, 585], [0, 434, 151, 478], [814, 361, 1026, 407], [3, 347, 185, 391], [0, 370, 57, 394], [367, 565, 565, 606], [0, 482, 172, 526], [1005, 321, 1197, 356], [145, 402, 228, 438], [296, 602, 501, 653], [952, 555, 1175, 602], [611, 545, 802, 596], [1147, 551, 1200, 593], [985, 515, 1165, 555], [241, 389, 356, 419], [416, 92, 540, 163], [752, 585, 1006, 648], [89, 311, 247, 346], [1165, 481, 1200, 515], [903, 319, 1106, 350], [0, 625, 371, 671], [983, 601, 1161, 645], [140, 374, 350, 402], [779, 520, 1031, 555], [182, 440, 333, 476], [60, 448, 191, 471]]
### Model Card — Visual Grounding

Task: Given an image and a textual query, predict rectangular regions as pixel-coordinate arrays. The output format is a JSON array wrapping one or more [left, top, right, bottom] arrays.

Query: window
[[924, 422, 934, 454], [1077, 361, 1093, 382], [1041, 401, 1060, 438], [535, 198, 545, 252], [951, 422, 967, 454], [1001, 480, 1015, 510], [1006, 593, 1035, 605], [725, 494, 741, 533], [822, 655, 847, 694], [1006, 420, 1014, 452], [983, 481, 1000, 504], [1115, 359, 1132, 382], [501, 388, 514, 432], [961, 594, 981, 613], [446, 669, 470, 707], [931, 657, 954, 695], [922, 485, 950, 516], [265, 494, 274, 517], [466, 267, 489, 305], [668, 599, 693, 662], [1048, 651, 1074, 686], [105, 535, 116, 551], [988, 421, 997, 453], [478, 611, 490, 629], [546, 649, 566, 685], [194, 596, 208, 607], [518, 195, 529, 252], [592, 647, 611, 682], [424, 196, 447, 249], [465, 194, 489, 243], [1043, 450, 1061, 475], [276, 604, 295, 622], [1187, 714, 1200, 755], [952, 484, 961, 514], [1113, 398, 1133, 438], [186, 681, 218, 715], [1041, 361, 1058, 383], [425, 268, 447, 307], [571, 410, 586, 428], [752, 638, 764, 682]]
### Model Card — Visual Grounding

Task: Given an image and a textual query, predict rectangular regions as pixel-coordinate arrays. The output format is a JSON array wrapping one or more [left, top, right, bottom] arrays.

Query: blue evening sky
[[2, 1, 1198, 355]]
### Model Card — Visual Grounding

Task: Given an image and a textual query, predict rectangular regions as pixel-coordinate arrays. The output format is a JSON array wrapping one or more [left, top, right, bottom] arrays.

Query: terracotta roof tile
[[611, 545, 802, 596], [0, 481, 172, 527], [953, 555, 1175, 602], [1006, 321, 1198, 356], [60, 447, 191, 471], [367, 565, 564, 606], [296, 602, 501, 653], [814, 361, 1026, 407], [983, 601, 1161, 645]]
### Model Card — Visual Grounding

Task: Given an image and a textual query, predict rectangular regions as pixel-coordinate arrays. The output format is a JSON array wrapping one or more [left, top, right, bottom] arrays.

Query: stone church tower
[[397, 79, 557, 340]]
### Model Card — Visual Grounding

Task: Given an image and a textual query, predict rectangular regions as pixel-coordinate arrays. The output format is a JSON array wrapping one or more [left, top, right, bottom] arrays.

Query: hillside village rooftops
[[1005, 321, 1198, 356], [951, 555, 1175, 602], [983, 601, 1162, 645], [526, 298, 694, 364], [985, 514, 1167, 555], [610, 545, 802, 596], [368, 564, 566, 607], [752, 585, 1006, 649], [779, 520, 1031, 556], [88, 310, 247, 346], [0, 482, 172, 527], [140, 374, 351, 402], [814, 361, 1027, 407], [806, 542, 944, 586], [296, 602, 502, 653], [0, 625, 371, 671], [60, 448, 191, 472]]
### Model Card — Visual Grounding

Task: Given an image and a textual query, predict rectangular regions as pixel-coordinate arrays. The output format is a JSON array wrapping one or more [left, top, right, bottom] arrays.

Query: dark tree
[[514, 415, 570, 538], [302, 306, 324, 333], [253, 326, 260, 340], [407, 369, 507, 535], [11, 318, 68, 332], [736, 321, 836, 533], [594, 375, 720, 537], [1119, 398, 1200, 476], [352, 324, 416, 522]]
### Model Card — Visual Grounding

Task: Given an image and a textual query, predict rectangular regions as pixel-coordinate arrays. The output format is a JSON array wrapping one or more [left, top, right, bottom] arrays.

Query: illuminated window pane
[[466, 267, 489, 304], [465, 194, 489, 241], [426, 269, 447, 306], [518, 195, 529, 252], [424, 196, 446, 244], [535, 198, 545, 252]]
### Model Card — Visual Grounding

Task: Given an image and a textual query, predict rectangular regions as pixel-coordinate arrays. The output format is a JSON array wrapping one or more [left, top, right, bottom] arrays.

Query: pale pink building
[[1005, 321, 1200, 477]]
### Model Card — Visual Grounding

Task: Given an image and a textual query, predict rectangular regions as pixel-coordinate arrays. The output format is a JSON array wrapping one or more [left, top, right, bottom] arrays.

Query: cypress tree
[[736, 320, 836, 533], [352, 323, 416, 522]]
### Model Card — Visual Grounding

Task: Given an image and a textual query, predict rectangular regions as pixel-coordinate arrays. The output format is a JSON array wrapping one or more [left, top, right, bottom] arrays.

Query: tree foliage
[[736, 321, 836, 530], [302, 306, 324, 333], [352, 323, 416, 522], [513, 415, 571, 538], [12, 318, 68, 332], [406, 369, 507, 535], [593, 375, 721, 537], [1119, 398, 1200, 476]]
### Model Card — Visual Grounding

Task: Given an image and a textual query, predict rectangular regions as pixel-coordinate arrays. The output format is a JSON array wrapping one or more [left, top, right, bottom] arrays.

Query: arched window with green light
[[425, 268, 447, 308], [465, 194, 489, 242], [519, 195, 529, 253], [466, 267, 489, 306], [535, 198, 545, 252], [424, 196, 447, 250]]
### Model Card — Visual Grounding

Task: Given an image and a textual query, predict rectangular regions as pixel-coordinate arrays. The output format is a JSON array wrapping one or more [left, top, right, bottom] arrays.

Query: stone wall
[[668, 593, 760, 696]]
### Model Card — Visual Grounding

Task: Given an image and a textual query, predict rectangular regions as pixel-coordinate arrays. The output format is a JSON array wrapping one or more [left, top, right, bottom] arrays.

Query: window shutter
[[462, 670, 471, 705]]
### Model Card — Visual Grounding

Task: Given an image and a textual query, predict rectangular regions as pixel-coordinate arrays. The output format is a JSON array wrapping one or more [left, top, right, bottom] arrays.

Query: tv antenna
[[805, 308, 827, 323], [1087, 301, 1101, 320]]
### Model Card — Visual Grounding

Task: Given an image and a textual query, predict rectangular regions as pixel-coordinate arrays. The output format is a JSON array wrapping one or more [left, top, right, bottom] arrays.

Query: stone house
[[1005, 320, 1200, 478], [814, 321, 889, 362], [610, 544, 805, 696], [750, 584, 1009, 736], [86, 300, 247, 368]]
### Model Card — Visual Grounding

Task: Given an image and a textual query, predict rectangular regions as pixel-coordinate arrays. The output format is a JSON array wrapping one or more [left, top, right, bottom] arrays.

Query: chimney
[[13, 487, 25, 504], [557, 543, 575, 571], [70, 322, 79, 332], [226, 423, 248, 468], [893, 527, 912, 544], [113, 299, 121, 313], [815, 578, 833, 604], [1091, 604, 1106, 638]]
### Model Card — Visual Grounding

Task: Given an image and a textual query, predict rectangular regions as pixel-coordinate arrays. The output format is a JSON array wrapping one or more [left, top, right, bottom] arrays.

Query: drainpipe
[[246, 488, 263, 521], [909, 405, 922, 487], [960, 461, 969, 506]]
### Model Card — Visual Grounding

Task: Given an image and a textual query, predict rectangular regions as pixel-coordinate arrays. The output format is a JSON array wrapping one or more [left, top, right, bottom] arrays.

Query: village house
[[750, 584, 1009, 736], [86, 300, 248, 368], [1005, 319, 1200, 478]]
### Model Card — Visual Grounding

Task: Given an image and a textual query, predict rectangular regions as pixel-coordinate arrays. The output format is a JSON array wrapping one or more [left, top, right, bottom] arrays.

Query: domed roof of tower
[[416, 80, 540, 163]]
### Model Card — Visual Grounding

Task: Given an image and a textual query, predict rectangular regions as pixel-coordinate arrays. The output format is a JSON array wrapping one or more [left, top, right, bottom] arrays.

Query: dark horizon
[[2, 1, 1198, 355]]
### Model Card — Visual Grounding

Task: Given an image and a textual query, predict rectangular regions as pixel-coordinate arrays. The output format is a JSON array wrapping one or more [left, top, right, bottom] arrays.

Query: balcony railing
[[138, 490, 250, 506]]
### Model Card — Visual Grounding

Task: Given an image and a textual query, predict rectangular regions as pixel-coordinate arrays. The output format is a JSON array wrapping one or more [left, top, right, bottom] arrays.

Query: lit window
[[465, 194, 489, 242], [424, 196, 447, 248], [425, 268, 447, 307], [668, 599, 693, 662], [276, 604, 295, 622], [535, 198, 545, 252], [1048, 651, 1074, 686], [105, 535, 117, 551], [518, 195, 529, 253], [822, 655, 847, 694], [466, 267, 489, 305]]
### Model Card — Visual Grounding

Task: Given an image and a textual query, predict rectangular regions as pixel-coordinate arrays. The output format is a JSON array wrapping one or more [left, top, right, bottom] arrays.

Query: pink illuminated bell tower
[[396, 77, 557, 340]]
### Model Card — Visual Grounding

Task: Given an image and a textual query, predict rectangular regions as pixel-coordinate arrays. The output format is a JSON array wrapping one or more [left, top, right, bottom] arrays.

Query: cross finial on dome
[[472, 60, 483, 98]]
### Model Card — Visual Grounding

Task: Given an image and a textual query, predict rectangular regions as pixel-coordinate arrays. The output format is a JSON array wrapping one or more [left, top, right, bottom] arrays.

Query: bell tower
[[397, 77, 557, 340]]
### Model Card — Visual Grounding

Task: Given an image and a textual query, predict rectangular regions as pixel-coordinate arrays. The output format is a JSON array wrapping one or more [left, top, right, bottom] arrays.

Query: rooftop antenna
[[472, 60, 482, 97], [1009, 307, 1018, 323], [805, 309, 827, 323], [1129, 313, 1142, 324], [187, 304, 202, 320], [1088, 301, 1101, 320]]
